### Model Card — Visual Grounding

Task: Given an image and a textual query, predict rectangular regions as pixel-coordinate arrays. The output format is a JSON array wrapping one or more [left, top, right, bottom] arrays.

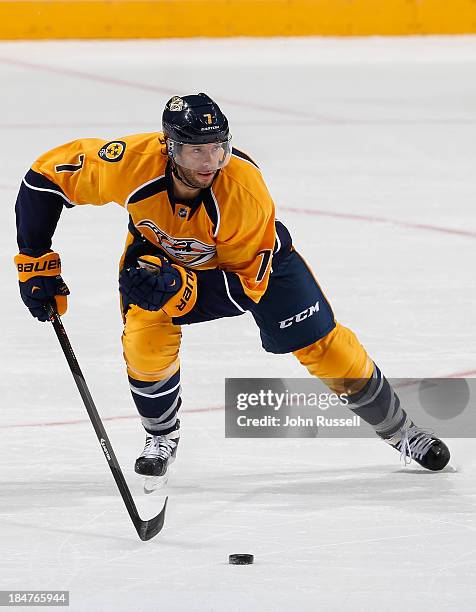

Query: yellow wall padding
[[1, 0, 476, 39]]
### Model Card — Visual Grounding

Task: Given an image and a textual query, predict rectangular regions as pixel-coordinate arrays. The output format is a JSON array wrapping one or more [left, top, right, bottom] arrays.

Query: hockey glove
[[14, 252, 70, 322], [119, 254, 197, 317]]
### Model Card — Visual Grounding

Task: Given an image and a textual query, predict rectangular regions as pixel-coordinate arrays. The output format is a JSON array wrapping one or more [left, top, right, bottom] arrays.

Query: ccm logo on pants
[[279, 301, 320, 329]]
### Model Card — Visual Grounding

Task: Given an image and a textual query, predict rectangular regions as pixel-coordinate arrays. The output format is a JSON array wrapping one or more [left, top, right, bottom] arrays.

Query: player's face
[[167, 137, 232, 183], [168, 138, 232, 190], [180, 143, 226, 171]]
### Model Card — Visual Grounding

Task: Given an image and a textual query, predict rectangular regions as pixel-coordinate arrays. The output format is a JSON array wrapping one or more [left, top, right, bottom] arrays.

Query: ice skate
[[135, 424, 180, 493], [386, 420, 450, 471]]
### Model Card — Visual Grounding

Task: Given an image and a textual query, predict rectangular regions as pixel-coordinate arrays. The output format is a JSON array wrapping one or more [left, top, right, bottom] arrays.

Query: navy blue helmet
[[162, 93, 230, 144]]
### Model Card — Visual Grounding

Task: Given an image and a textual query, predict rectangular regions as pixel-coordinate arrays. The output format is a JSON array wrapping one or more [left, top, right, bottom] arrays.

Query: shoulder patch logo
[[98, 141, 126, 163]]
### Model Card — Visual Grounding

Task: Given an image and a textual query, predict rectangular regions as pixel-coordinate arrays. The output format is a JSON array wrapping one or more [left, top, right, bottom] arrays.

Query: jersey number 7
[[255, 249, 272, 283], [55, 154, 85, 174]]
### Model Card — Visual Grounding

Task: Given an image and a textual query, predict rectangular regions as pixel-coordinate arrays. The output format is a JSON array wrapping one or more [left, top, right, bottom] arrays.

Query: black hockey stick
[[45, 302, 167, 541]]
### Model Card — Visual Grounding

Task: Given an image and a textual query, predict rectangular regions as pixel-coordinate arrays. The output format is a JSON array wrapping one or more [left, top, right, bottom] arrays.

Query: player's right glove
[[14, 251, 70, 322]]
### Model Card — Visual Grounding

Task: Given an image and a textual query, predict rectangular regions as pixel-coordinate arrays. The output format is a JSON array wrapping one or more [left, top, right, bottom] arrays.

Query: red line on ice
[[0, 56, 337, 123], [0, 405, 224, 430], [280, 206, 476, 239], [2, 56, 476, 127], [2, 368, 474, 430]]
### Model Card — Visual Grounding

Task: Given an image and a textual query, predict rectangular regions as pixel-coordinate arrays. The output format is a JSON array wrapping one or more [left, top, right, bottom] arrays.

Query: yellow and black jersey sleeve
[[30, 138, 121, 207], [30, 133, 165, 206], [16, 133, 166, 255]]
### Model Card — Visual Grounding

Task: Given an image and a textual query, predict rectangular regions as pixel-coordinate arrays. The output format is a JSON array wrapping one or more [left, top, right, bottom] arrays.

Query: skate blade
[[143, 474, 169, 494]]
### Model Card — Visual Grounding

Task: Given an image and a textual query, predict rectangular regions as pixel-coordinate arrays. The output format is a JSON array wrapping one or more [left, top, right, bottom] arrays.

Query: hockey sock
[[346, 363, 408, 439], [128, 369, 181, 435]]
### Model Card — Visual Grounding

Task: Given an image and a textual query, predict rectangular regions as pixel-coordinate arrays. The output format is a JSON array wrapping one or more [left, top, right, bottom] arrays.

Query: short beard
[[177, 166, 215, 189]]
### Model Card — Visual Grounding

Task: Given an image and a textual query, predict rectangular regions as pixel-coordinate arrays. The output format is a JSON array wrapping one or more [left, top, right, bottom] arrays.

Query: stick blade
[[136, 497, 168, 541]]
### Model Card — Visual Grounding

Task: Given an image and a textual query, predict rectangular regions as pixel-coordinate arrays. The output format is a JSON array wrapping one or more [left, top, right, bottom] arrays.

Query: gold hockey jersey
[[28, 132, 277, 303]]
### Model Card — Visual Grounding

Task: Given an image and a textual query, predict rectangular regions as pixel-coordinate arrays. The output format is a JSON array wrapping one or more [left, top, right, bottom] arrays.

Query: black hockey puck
[[229, 554, 254, 565]]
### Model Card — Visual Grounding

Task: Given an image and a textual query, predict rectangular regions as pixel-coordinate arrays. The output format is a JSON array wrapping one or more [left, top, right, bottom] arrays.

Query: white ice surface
[[0, 37, 475, 611]]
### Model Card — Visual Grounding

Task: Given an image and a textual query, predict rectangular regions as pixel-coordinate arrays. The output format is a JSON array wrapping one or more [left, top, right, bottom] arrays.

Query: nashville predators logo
[[168, 96, 184, 111], [98, 141, 126, 163], [136, 219, 216, 267]]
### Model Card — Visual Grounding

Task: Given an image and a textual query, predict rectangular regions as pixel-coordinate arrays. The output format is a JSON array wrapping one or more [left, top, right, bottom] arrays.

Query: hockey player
[[14, 93, 450, 484]]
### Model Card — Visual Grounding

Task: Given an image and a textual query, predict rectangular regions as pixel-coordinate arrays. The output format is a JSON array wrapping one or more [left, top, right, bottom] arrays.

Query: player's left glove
[[119, 254, 197, 317]]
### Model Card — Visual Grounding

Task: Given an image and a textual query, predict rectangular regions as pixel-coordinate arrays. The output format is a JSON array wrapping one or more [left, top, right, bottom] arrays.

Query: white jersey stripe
[[222, 271, 246, 313], [125, 174, 165, 208], [23, 177, 74, 207], [210, 188, 221, 237]]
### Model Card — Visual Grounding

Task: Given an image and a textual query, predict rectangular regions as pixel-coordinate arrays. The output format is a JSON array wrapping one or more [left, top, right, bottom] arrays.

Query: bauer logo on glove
[[14, 252, 70, 322], [16, 256, 61, 278], [119, 254, 197, 317]]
